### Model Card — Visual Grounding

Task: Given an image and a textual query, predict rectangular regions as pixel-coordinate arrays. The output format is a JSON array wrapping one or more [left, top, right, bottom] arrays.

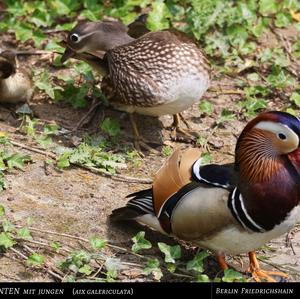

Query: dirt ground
[[0, 28, 300, 282]]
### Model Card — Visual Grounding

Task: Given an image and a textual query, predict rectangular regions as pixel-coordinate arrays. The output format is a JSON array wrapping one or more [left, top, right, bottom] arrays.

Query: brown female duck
[[61, 20, 211, 151]]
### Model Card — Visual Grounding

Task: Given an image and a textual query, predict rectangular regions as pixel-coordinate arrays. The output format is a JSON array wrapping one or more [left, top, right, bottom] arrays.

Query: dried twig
[[15, 237, 71, 254], [10, 140, 57, 159], [208, 88, 244, 95], [15, 50, 61, 55]]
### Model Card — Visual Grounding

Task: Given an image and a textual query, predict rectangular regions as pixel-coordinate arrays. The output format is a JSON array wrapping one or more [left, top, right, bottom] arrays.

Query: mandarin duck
[[111, 111, 300, 282], [0, 50, 33, 104], [60, 20, 211, 151]]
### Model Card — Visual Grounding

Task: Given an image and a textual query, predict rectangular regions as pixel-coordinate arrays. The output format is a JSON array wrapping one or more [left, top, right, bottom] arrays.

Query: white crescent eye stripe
[[70, 30, 100, 43]]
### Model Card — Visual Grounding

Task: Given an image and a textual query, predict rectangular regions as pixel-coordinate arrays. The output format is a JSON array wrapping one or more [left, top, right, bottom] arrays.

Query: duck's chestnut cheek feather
[[289, 148, 300, 173]]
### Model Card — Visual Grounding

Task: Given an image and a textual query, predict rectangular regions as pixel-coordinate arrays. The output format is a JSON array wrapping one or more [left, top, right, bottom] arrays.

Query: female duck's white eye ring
[[277, 132, 287, 140], [70, 33, 80, 43]]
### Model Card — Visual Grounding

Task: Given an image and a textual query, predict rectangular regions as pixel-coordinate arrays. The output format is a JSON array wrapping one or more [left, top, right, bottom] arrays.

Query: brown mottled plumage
[[61, 20, 211, 150]]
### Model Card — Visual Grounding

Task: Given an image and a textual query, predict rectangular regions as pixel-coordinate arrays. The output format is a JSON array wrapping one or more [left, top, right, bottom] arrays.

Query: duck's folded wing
[[153, 148, 202, 215], [192, 159, 236, 189]]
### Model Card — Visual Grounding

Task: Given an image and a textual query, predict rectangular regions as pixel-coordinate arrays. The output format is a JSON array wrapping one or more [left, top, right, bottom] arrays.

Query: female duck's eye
[[70, 33, 79, 43], [278, 133, 287, 140]]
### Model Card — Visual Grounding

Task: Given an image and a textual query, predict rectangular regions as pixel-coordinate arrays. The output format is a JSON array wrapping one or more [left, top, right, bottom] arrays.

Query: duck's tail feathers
[[110, 188, 154, 222]]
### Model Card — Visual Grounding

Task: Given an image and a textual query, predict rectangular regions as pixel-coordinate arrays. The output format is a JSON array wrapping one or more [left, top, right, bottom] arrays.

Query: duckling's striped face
[[236, 111, 300, 182]]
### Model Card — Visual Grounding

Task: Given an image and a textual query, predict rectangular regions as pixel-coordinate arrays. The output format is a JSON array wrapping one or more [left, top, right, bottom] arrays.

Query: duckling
[[61, 20, 211, 151], [0, 50, 33, 105]]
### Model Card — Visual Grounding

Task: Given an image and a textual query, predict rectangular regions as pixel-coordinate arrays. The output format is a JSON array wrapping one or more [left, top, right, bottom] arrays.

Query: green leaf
[[199, 101, 214, 115], [143, 258, 163, 281], [6, 153, 31, 170], [36, 135, 53, 149], [0, 232, 15, 249], [290, 92, 300, 107], [186, 251, 209, 273], [286, 108, 297, 116], [23, 116, 37, 137], [158, 242, 181, 263], [246, 73, 260, 81], [14, 23, 33, 42], [27, 253, 45, 267], [100, 118, 121, 137], [0, 158, 6, 171], [90, 237, 107, 250], [147, 0, 171, 31], [275, 12, 292, 27], [50, 241, 62, 252], [57, 153, 71, 169], [196, 274, 210, 282], [166, 263, 176, 273], [222, 269, 245, 282], [17, 227, 32, 240], [200, 153, 212, 165], [44, 124, 59, 136], [131, 231, 152, 253], [2, 219, 15, 232], [259, 0, 278, 15], [0, 205, 5, 217], [216, 109, 235, 126], [162, 146, 172, 157], [78, 264, 92, 275]]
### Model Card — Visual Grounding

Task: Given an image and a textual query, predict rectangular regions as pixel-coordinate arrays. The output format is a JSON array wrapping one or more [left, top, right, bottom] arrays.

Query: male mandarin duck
[[111, 111, 300, 282], [60, 20, 211, 151], [0, 50, 33, 104]]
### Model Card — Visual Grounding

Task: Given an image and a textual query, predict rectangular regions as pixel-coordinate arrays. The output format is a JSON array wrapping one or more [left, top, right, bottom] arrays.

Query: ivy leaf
[[143, 258, 163, 281], [199, 100, 214, 115], [216, 109, 236, 126], [90, 237, 107, 250], [290, 92, 300, 108], [222, 269, 245, 282], [246, 73, 260, 81], [14, 23, 32, 42], [259, 0, 278, 15], [36, 135, 52, 149], [5, 153, 31, 170], [0, 205, 5, 217], [100, 118, 121, 137], [158, 242, 181, 264], [2, 219, 15, 232], [131, 231, 152, 253], [78, 264, 92, 275], [0, 232, 15, 249], [275, 12, 292, 28], [196, 274, 210, 282], [147, 0, 171, 31], [27, 253, 45, 267], [57, 153, 71, 169], [186, 251, 209, 273], [50, 241, 62, 252], [17, 227, 32, 240], [0, 159, 6, 172]]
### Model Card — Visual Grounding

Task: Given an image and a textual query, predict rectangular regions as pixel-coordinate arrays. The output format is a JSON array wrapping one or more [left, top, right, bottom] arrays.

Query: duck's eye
[[70, 33, 79, 43], [278, 133, 287, 140]]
